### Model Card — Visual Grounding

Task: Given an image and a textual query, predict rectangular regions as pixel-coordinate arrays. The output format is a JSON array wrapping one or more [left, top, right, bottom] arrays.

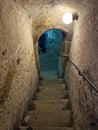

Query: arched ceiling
[[16, 0, 91, 16], [14, 0, 96, 44]]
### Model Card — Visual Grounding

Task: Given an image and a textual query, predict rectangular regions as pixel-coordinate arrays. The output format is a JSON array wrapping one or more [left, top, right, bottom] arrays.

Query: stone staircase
[[17, 79, 74, 130]]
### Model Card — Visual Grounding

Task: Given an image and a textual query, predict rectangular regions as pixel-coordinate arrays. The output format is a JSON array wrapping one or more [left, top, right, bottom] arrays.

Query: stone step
[[30, 99, 70, 111], [37, 86, 66, 94], [34, 90, 68, 100], [25, 110, 72, 127], [18, 126, 74, 130], [39, 84, 66, 90], [40, 79, 64, 85]]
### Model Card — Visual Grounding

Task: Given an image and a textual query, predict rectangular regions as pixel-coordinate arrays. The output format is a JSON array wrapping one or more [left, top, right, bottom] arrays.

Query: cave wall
[[66, 0, 98, 130], [0, 0, 38, 130], [0, 0, 98, 130]]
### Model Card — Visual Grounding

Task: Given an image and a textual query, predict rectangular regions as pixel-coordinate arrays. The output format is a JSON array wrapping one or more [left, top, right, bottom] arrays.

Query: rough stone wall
[[0, 0, 98, 130], [66, 0, 98, 130], [0, 0, 38, 130]]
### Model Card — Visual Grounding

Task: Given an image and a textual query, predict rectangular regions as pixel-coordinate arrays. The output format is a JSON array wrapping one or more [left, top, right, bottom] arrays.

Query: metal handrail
[[61, 55, 98, 93]]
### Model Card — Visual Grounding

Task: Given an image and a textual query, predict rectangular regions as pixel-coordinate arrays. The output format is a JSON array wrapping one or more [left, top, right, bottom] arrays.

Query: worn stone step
[[37, 87, 66, 94], [18, 126, 74, 130], [34, 90, 68, 100], [30, 99, 70, 111], [40, 79, 64, 85], [25, 110, 72, 127], [38, 84, 66, 91]]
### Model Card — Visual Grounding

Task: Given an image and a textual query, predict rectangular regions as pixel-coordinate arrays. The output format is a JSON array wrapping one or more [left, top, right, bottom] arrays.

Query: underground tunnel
[[38, 29, 68, 79], [0, 0, 98, 130]]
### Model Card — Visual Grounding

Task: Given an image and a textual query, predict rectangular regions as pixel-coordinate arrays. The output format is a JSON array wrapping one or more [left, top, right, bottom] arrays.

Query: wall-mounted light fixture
[[62, 12, 78, 24]]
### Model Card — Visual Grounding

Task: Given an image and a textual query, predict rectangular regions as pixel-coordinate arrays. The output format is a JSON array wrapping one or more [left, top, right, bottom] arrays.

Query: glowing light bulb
[[62, 12, 73, 24]]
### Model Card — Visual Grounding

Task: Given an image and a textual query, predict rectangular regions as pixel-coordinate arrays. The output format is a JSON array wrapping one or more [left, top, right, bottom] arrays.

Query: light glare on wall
[[62, 12, 73, 24]]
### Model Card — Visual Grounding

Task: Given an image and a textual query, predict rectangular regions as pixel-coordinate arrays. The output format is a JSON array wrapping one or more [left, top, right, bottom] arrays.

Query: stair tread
[[19, 126, 74, 130], [40, 79, 64, 85], [30, 99, 70, 111], [24, 110, 72, 127], [40, 83, 65, 87], [39, 84, 65, 90], [37, 88, 66, 93], [27, 110, 72, 112], [35, 91, 68, 99]]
